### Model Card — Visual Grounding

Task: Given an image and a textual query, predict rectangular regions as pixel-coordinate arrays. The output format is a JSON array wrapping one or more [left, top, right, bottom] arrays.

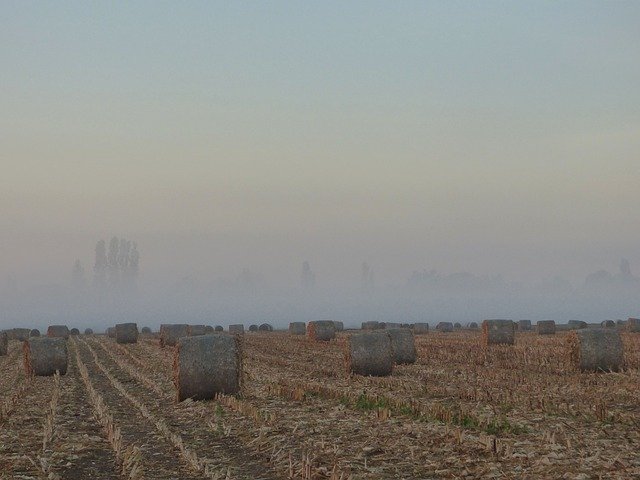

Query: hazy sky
[[2, 1, 639, 288]]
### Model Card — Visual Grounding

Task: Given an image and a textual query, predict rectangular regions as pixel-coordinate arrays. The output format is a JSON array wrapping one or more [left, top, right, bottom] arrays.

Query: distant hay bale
[[307, 320, 336, 341], [107, 327, 116, 338], [616, 319, 625, 328], [567, 329, 623, 372], [258, 323, 273, 332], [482, 320, 515, 346], [30, 329, 40, 338], [537, 320, 556, 335], [289, 322, 306, 335], [8, 328, 31, 341], [214, 325, 224, 332], [379, 322, 387, 329], [47, 325, 70, 339], [518, 320, 532, 331], [627, 318, 640, 333], [333, 321, 344, 332], [204, 326, 214, 334], [568, 320, 588, 330], [387, 328, 416, 364], [601, 320, 616, 329], [413, 322, 429, 335], [229, 324, 245, 335], [24, 337, 68, 376], [248, 325, 258, 332], [436, 322, 453, 333], [385, 322, 401, 329], [141, 326, 152, 334], [361, 321, 381, 330], [467, 322, 478, 330], [454, 322, 462, 330], [69, 328, 80, 336], [346, 332, 393, 376], [173, 334, 242, 401], [84, 328, 93, 335], [160, 324, 189, 347], [116, 323, 138, 344], [188, 325, 207, 336], [0, 332, 7, 356]]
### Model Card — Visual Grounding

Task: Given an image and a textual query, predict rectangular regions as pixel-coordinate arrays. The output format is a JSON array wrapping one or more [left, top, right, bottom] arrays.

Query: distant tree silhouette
[[301, 261, 316, 289], [71, 259, 85, 289], [93, 240, 107, 287]]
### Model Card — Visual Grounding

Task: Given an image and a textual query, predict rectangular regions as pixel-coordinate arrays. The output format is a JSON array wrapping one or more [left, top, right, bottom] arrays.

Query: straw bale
[[627, 318, 640, 333], [567, 328, 623, 372], [30, 329, 40, 338], [160, 324, 189, 347], [568, 320, 588, 330], [436, 322, 453, 332], [601, 320, 616, 329], [24, 337, 68, 376], [47, 325, 70, 339], [518, 320, 532, 331], [537, 320, 556, 335], [482, 319, 515, 346], [214, 325, 224, 332], [346, 332, 393, 376], [258, 323, 273, 332], [289, 322, 306, 335], [307, 320, 336, 341], [387, 328, 416, 364], [84, 328, 93, 335], [188, 325, 207, 336], [116, 323, 138, 344], [361, 321, 381, 330], [413, 323, 429, 335], [229, 324, 245, 334]]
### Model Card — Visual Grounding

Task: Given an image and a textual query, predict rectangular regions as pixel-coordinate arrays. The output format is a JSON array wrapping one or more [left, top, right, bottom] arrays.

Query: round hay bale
[[214, 325, 224, 332], [8, 328, 31, 341], [387, 328, 416, 364], [346, 332, 393, 376], [248, 325, 258, 332], [84, 328, 94, 335], [229, 324, 245, 334], [361, 321, 381, 330], [454, 322, 462, 330], [333, 321, 344, 332], [467, 322, 478, 330], [258, 323, 273, 332], [385, 322, 401, 329], [174, 333, 242, 401], [307, 320, 336, 341], [436, 322, 453, 333], [24, 337, 68, 376], [188, 325, 207, 336], [413, 322, 429, 335], [601, 320, 616, 329], [289, 322, 306, 335], [47, 325, 70, 339], [537, 320, 556, 335], [482, 319, 515, 346], [627, 318, 640, 333], [567, 328, 623, 372], [568, 320, 588, 330], [160, 324, 189, 347], [518, 320, 532, 331], [141, 326, 152, 334], [0, 331, 8, 356], [30, 329, 41, 338], [106, 327, 116, 338], [69, 328, 80, 336], [204, 325, 214, 334], [115, 323, 138, 344], [616, 319, 625, 328]]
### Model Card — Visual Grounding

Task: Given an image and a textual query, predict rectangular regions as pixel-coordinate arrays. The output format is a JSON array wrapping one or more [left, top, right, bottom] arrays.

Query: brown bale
[[567, 328, 623, 372], [47, 325, 70, 339], [141, 326, 152, 334], [537, 320, 556, 335], [24, 337, 68, 376], [115, 323, 138, 344], [346, 332, 393, 377], [616, 319, 625, 328], [229, 324, 245, 334], [518, 320, 532, 331], [188, 325, 208, 336], [30, 329, 41, 338], [0, 332, 7, 356], [435, 322, 453, 333], [385, 322, 401, 329], [173, 333, 242, 401], [160, 324, 189, 347], [106, 327, 116, 338], [627, 318, 640, 333], [248, 325, 258, 332], [307, 320, 336, 341], [289, 322, 306, 335], [467, 322, 479, 330], [204, 325, 214, 334], [413, 322, 429, 334], [258, 323, 273, 332], [601, 320, 616, 329], [454, 322, 462, 330], [8, 328, 31, 341], [214, 325, 224, 332], [333, 321, 344, 332], [84, 328, 94, 335], [387, 328, 416, 364], [568, 320, 588, 330], [361, 321, 381, 330], [482, 319, 515, 346], [69, 328, 80, 336]]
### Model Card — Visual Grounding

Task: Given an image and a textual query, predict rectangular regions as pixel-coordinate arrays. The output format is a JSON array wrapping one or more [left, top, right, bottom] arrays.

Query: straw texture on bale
[[537, 320, 556, 335], [518, 320, 532, 331], [387, 328, 416, 364], [188, 325, 207, 336], [258, 323, 273, 332], [627, 318, 640, 333], [30, 329, 40, 338], [567, 329, 623, 372], [568, 320, 588, 330], [346, 332, 393, 377], [204, 326, 214, 334], [333, 321, 344, 332], [289, 322, 306, 335], [214, 325, 224, 332], [141, 326, 152, 334], [307, 320, 336, 341], [436, 322, 453, 333], [116, 323, 138, 344], [454, 322, 462, 330], [413, 322, 429, 334], [8, 328, 31, 341], [467, 322, 478, 330], [47, 325, 70, 339], [601, 320, 616, 329], [24, 337, 68, 376], [385, 322, 401, 329], [361, 321, 381, 330], [229, 324, 245, 334], [69, 328, 80, 336], [84, 328, 93, 335], [482, 320, 515, 346], [248, 325, 258, 332], [0, 332, 7, 356], [173, 333, 242, 401], [160, 324, 189, 347]]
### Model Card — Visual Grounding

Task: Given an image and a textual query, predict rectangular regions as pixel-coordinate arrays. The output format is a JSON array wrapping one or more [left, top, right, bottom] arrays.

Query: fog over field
[[2, 2, 639, 330]]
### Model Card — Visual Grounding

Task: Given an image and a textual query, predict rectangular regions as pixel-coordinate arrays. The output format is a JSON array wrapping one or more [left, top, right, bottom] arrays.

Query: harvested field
[[1, 329, 640, 478]]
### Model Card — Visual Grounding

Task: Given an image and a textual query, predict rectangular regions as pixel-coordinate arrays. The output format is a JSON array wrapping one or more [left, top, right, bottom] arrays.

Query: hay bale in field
[[518, 320, 532, 331], [361, 321, 381, 330], [8, 328, 31, 341], [436, 322, 453, 333], [567, 328, 623, 372], [141, 326, 152, 334], [601, 320, 616, 329], [627, 318, 640, 333], [568, 320, 588, 330], [24, 337, 68, 376], [537, 320, 556, 335], [413, 322, 429, 334], [467, 322, 479, 330], [229, 324, 245, 334], [0, 332, 7, 356], [204, 325, 214, 334], [115, 323, 138, 344], [333, 321, 344, 332], [188, 325, 207, 336], [106, 327, 116, 338], [30, 329, 40, 338], [289, 322, 306, 335], [174, 333, 242, 401], [616, 319, 625, 328], [307, 320, 336, 341], [482, 319, 515, 346], [346, 332, 393, 376], [47, 325, 70, 339], [385, 322, 401, 329], [214, 325, 224, 332], [387, 328, 416, 364], [69, 328, 80, 336], [258, 323, 273, 332], [454, 322, 462, 330], [248, 325, 258, 332], [84, 328, 94, 335], [160, 324, 189, 347]]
